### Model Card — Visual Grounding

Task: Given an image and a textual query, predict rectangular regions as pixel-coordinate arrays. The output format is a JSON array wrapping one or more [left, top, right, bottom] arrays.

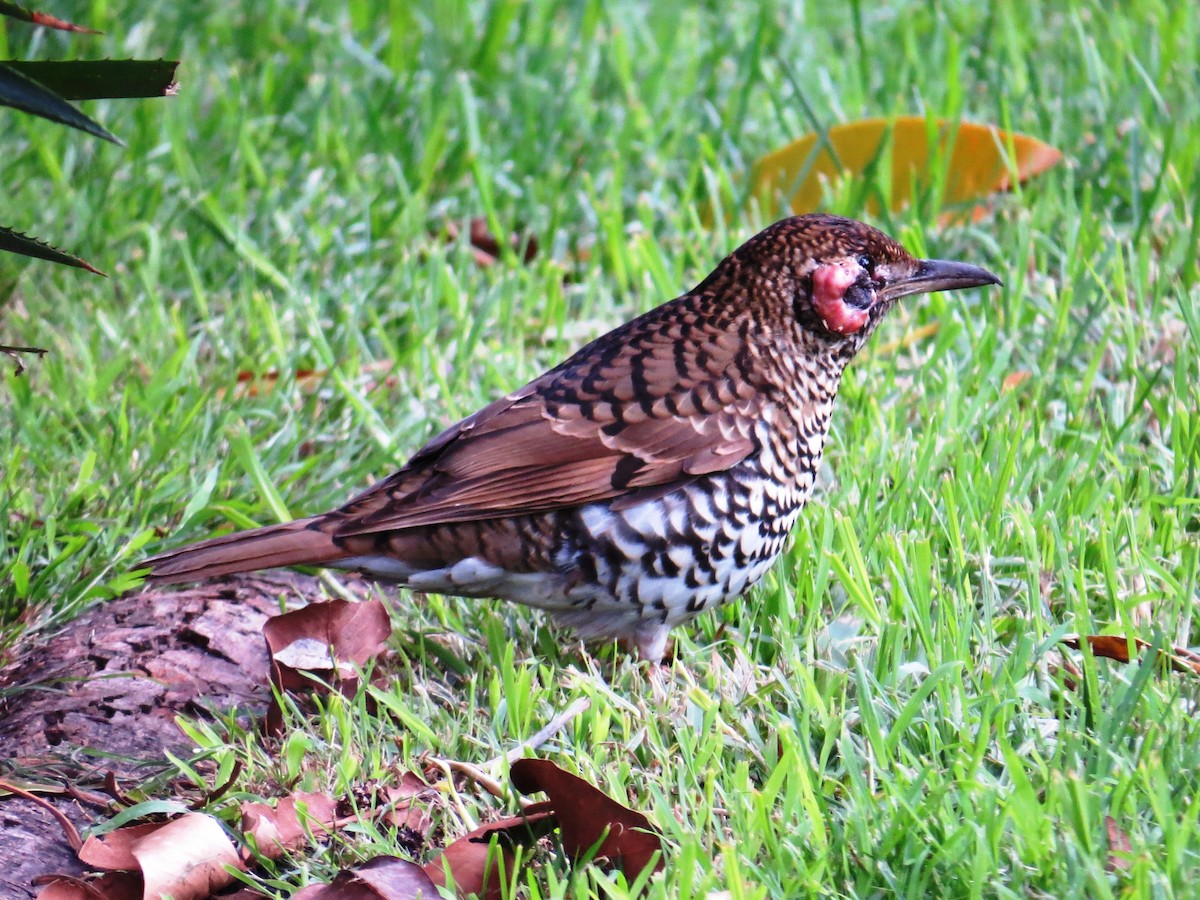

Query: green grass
[[3, 0, 1199, 895]]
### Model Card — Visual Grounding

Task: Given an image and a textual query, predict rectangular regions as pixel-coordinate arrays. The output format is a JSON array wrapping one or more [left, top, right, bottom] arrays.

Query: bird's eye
[[857, 254, 875, 275]]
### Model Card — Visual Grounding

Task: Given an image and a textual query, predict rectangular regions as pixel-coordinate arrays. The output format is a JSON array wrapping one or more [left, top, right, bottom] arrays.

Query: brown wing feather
[[331, 296, 771, 536]]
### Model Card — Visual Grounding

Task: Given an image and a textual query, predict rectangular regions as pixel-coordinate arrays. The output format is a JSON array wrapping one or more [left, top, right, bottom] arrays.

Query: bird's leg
[[632, 622, 671, 665]]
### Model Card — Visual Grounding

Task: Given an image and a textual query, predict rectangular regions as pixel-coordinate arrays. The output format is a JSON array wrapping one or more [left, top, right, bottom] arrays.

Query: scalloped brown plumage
[[144, 214, 1000, 661]]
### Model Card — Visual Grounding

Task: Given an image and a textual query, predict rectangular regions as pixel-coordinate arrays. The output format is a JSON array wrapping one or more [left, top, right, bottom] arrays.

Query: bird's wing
[[331, 304, 770, 535]]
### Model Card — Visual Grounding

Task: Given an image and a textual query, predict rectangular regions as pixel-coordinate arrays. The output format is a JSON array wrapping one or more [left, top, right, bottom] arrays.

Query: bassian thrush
[[145, 214, 1000, 662]]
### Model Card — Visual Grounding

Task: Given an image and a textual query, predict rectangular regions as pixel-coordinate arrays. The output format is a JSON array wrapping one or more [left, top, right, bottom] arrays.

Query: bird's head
[[732, 214, 1001, 355]]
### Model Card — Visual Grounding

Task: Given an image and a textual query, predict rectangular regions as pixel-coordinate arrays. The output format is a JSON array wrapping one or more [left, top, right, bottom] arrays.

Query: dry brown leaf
[[263, 598, 391, 685], [219, 360, 398, 400], [240, 791, 340, 860], [509, 758, 663, 880], [77, 822, 164, 870], [1061, 634, 1200, 676], [294, 855, 439, 900], [440, 217, 539, 267], [35, 872, 142, 900], [424, 807, 557, 900], [132, 813, 243, 898], [1105, 815, 1133, 872], [262, 598, 391, 734], [66, 814, 242, 898], [1065, 634, 1138, 664], [749, 117, 1061, 218], [379, 771, 439, 837], [34, 878, 89, 900], [224, 367, 322, 399]]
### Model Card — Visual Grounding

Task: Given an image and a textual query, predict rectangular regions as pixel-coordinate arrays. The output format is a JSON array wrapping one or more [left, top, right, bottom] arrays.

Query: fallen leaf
[[219, 360, 397, 400], [379, 771, 439, 838], [1002, 371, 1033, 392], [1061, 634, 1200, 676], [1105, 815, 1133, 872], [133, 813, 243, 898], [263, 598, 391, 733], [294, 855, 439, 900], [68, 814, 243, 899], [34, 872, 142, 899], [240, 791, 340, 860], [441, 218, 539, 267], [509, 758, 663, 880], [78, 822, 164, 870], [749, 117, 1061, 218], [263, 599, 390, 683], [424, 807, 557, 900]]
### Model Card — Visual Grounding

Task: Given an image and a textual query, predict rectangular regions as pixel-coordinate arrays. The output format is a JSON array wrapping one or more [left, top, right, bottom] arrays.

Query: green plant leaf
[[0, 0, 98, 33], [0, 225, 104, 274], [3, 59, 179, 100], [0, 60, 119, 143]]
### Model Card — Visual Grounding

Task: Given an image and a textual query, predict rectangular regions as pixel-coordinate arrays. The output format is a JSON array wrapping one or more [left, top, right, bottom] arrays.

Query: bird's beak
[[881, 259, 1002, 302]]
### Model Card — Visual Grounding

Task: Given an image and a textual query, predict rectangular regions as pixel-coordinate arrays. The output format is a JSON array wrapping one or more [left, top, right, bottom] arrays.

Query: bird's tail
[[142, 517, 349, 583]]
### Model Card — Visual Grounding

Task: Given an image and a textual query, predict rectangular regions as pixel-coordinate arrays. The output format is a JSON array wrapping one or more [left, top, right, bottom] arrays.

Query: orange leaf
[[1002, 371, 1032, 392], [218, 359, 397, 400], [749, 117, 1061, 216]]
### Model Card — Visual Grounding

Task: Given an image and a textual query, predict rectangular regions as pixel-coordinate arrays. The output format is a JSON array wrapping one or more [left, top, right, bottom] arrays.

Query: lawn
[[2, 0, 1199, 896]]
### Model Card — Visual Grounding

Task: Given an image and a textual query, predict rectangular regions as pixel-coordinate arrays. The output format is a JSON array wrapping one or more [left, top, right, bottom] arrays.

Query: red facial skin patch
[[812, 263, 870, 335]]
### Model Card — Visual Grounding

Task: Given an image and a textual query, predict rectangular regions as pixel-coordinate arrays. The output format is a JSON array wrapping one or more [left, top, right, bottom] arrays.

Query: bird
[[144, 214, 1000, 662]]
